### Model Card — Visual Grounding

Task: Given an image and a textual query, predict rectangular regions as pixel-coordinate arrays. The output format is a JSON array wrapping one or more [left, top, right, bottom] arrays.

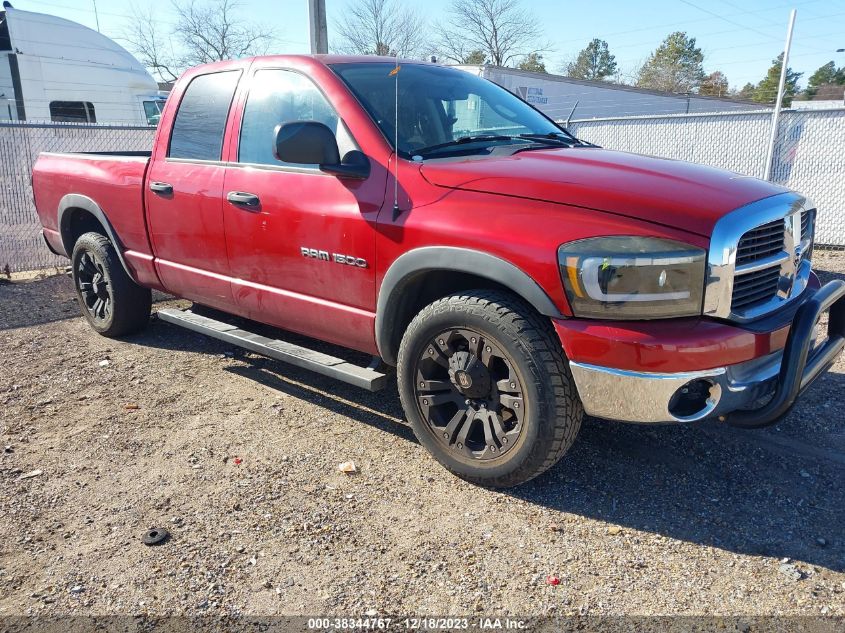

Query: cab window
[[168, 70, 240, 161], [238, 68, 356, 166]]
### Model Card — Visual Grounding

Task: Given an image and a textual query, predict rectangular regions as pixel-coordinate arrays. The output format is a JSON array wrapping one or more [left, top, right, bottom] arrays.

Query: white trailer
[[455, 65, 765, 122], [0, 3, 164, 124]]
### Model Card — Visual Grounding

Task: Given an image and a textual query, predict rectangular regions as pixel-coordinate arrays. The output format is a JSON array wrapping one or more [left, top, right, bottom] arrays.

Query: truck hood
[[419, 147, 790, 237]]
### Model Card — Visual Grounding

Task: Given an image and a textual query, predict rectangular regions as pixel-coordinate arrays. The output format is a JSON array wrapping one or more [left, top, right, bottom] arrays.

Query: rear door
[[221, 66, 386, 352], [145, 68, 241, 312]]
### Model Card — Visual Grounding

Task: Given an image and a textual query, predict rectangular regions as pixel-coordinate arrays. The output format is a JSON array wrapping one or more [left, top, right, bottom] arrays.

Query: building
[[793, 83, 845, 110], [792, 99, 845, 110], [455, 65, 767, 121]]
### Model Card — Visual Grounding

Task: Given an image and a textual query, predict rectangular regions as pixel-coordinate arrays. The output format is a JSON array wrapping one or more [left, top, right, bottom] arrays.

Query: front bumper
[[566, 280, 845, 426]]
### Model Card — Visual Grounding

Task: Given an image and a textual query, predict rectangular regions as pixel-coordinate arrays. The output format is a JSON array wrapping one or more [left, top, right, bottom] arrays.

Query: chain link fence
[[1, 113, 844, 275], [568, 108, 845, 249], [0, 122, 155, 274]]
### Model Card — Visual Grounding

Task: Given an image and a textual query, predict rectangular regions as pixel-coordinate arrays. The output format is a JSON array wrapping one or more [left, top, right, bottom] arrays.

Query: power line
[[601, 8, 845, 85], [552, 0, 831, 48], [699, 27, 845, 55], [677, 0, 839, 55], [716, 0, 784, 27], [677, 0, 791, 42], [681, 0, 842, 53], [555, 7, 845, 77], [16, 0, 307, 46], [19, 0, 177, 23]]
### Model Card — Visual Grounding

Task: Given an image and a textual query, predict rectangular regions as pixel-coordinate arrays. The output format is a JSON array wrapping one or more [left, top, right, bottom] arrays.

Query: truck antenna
[[391, 54, 400, 220]]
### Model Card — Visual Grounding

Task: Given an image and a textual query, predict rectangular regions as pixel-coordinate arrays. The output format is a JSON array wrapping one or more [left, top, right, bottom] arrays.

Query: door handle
[[227, 191, 261, 209], [149, 181, 173, 195]]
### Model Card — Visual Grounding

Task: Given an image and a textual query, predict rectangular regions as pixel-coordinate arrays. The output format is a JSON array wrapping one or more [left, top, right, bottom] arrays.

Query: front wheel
[[71, 232, 151, 337], [397, 290, 583, 488]]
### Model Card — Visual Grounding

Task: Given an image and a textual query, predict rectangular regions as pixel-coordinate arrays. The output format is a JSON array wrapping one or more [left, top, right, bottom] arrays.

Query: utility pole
[[308, 0, 328, 55], [763, 9, 796, 182]]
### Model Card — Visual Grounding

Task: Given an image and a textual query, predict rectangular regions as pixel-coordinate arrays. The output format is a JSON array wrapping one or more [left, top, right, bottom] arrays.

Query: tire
[[397, 290, 583, 488], [71, 232, 151, 337]]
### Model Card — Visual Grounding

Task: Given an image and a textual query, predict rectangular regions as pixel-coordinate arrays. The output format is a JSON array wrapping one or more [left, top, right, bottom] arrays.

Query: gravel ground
[[1, 255, 844, 620]]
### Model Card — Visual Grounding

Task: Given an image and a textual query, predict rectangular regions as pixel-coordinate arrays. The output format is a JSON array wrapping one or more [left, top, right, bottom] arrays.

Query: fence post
[[763, 9, 797, 181]]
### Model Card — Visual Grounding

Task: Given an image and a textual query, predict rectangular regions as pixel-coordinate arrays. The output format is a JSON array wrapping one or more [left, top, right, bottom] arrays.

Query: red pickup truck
[[33, 55, 845, 487]]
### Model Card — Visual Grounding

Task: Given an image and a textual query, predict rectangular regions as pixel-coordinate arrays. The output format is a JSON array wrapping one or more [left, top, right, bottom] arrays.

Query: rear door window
[[168, 70, 240, 161]]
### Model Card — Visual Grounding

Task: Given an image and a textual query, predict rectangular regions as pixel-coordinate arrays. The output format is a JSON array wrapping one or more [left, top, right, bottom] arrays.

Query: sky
[[9, 0, 845, 90]]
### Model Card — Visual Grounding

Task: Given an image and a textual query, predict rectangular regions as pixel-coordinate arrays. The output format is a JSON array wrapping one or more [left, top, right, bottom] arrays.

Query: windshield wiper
[[520, 132, 571, 142], [518, 132, 591, 146], [414, 132, 593, 158], [414, 135, 518, 157]]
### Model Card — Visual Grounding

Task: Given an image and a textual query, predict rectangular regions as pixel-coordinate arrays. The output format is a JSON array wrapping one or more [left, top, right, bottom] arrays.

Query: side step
[[156, 308, 389, 392]]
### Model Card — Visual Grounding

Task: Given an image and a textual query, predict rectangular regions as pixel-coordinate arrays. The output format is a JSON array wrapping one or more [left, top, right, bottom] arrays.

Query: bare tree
[[436, 27, 476, 64], [699, 70, 729, 97], [437, 0, 546, 67], [334, 0, 428, 58], [122, 6, 183, 82], [123, 0, 275, 82], [173, 0, 275, 65]]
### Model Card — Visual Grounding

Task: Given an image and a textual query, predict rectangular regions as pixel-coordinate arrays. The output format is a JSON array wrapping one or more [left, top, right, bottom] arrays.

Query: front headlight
[[558, 236, 706, 319]]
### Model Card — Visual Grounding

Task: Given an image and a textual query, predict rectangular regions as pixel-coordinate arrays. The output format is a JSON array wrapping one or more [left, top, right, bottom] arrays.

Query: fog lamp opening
[[668, 378, 721, 421]]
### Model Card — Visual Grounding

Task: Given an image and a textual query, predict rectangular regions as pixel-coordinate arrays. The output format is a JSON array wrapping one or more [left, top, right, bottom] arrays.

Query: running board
[[156, 308, 389, 391]]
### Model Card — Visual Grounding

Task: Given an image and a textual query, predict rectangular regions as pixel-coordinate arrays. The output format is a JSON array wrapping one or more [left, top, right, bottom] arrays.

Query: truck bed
[[32, 151, 153, 260]]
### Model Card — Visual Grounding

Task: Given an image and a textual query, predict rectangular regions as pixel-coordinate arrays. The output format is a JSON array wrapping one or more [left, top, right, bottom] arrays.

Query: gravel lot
[[1, 254, 844, 620]]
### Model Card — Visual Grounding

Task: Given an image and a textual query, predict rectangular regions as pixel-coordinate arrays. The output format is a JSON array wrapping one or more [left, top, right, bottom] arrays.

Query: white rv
[[0, 3, 164, 124]]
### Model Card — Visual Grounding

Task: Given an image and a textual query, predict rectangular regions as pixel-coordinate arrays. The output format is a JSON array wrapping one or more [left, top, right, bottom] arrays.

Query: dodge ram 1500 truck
[[33, 55, 845, 487]]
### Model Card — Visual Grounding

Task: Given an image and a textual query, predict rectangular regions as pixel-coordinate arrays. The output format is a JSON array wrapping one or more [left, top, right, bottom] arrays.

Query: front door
[[222, 67, 386, 352]]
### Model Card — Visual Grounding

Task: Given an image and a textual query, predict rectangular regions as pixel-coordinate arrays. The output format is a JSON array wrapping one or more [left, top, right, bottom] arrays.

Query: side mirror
[[273, 121, 369, 180], [321, 150, 371, 180], [274, 121, 340, 165]]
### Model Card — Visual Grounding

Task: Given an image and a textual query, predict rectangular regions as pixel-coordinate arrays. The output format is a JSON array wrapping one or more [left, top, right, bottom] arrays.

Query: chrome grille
[[730, 208, 815, 316], [705, 194, 816, 323], [732, 266, 781, 310], [800, 208, 814, 245], [732, 217, 787, 311], [735, 219, 784, 266]]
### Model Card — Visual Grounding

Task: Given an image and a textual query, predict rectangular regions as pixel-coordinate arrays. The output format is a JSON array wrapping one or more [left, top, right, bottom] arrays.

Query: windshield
[[331, 63, 568, 158]]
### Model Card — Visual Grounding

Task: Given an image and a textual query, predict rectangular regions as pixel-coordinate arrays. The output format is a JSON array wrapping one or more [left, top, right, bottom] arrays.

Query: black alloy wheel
[[76, 249, 112, 323], [414, 327, 525, 461], [397, 291, 584, 487], [71, 232, 151, 337]]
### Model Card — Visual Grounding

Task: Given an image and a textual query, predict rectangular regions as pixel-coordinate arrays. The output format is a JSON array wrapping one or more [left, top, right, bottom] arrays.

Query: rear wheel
[[397, 290, 583, 488], [71, 232, 151, 337]]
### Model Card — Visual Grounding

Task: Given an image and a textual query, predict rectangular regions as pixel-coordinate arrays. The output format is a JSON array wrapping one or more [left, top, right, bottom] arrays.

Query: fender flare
[[57, 193, 135, 280], [375, 246, 563, 365]]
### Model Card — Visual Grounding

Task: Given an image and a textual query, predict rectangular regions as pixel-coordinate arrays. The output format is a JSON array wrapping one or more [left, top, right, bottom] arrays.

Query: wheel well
[[382, 270, 531, 366], [61, 207, 107, 254]]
